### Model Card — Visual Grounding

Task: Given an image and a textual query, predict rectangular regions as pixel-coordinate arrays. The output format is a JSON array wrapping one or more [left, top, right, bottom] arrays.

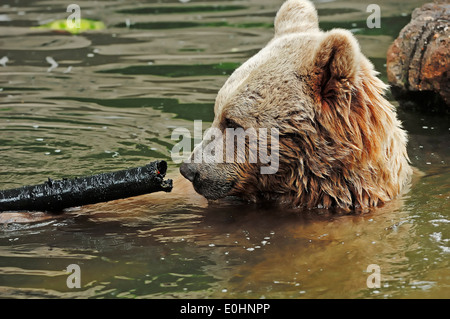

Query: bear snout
[[179, 162, 237, 200], [180, 162, 197, 182]]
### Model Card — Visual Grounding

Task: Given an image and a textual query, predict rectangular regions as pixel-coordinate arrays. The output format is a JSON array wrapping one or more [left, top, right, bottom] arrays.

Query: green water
[[0, 0, 448, 299]]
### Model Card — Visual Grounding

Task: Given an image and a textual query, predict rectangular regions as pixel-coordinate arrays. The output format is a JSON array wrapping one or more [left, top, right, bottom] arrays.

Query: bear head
[[180, 0, 412, 210]]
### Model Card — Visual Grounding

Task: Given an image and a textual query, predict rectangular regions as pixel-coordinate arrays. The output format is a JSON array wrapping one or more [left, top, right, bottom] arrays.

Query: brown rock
[[386, 2, 449, 112]]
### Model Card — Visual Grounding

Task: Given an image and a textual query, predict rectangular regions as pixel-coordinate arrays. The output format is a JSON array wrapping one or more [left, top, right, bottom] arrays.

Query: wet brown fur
[[210, 0, 413, 210]]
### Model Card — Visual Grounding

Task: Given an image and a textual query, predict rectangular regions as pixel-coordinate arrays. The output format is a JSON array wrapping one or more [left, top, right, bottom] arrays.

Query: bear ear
[[274, 0, 319, 36], [313, 29, 361, 92]]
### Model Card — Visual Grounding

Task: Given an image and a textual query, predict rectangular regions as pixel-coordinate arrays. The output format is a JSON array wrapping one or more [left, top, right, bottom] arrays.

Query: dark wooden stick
[[0, 160, 172, 213]]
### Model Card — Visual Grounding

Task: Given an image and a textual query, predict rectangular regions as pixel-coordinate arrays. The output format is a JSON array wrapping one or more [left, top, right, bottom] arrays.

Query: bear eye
[[224, 118, 241, 129]]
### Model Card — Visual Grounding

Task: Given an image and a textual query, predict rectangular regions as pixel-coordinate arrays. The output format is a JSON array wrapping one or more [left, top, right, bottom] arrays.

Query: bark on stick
[[0, 160, 173, 212]]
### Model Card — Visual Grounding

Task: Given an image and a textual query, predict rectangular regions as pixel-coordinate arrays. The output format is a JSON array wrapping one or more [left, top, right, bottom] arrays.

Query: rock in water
[[386, 1, 449, 112]]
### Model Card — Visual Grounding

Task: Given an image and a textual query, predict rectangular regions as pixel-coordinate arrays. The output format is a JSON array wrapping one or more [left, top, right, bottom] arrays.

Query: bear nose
[[180, 162, 197, 182]]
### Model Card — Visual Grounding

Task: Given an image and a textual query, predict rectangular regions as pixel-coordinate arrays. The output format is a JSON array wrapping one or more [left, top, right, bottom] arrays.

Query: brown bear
[[180, 0, 413, 211]]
